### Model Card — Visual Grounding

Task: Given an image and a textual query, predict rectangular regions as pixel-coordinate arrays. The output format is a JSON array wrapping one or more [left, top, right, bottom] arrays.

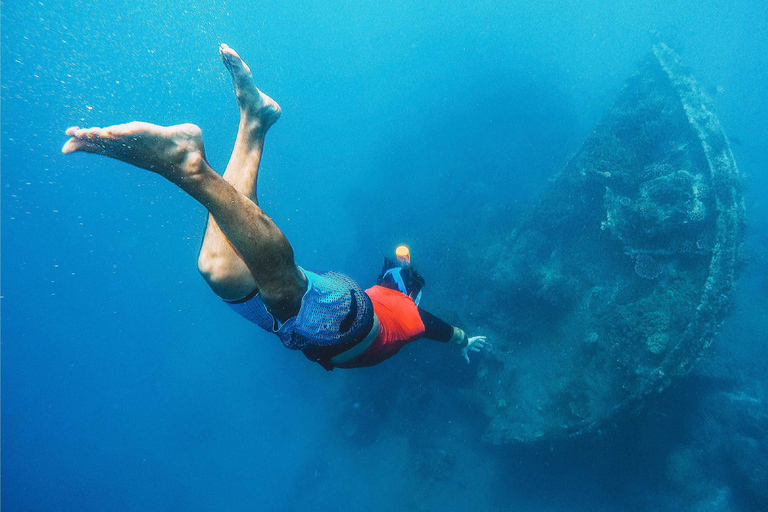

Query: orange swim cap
[[395, 245, 411, 264]]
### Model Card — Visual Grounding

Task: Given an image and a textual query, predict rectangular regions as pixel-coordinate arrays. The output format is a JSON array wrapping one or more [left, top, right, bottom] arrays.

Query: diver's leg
[[197, 44, 282, 300], [62, 122, 306, 321]]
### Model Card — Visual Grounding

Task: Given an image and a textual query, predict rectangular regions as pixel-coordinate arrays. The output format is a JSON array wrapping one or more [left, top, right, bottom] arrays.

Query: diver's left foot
[[62, 122, 209, 185]]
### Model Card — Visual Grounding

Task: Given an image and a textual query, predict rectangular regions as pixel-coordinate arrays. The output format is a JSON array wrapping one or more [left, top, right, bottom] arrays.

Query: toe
[[219, 44, 235, 65], [62, 138, 78, 153], [219, 44, 252, 76], [76, 127, 102, 138], [219, 43, 240, 60], [62, 137, 97, 154]]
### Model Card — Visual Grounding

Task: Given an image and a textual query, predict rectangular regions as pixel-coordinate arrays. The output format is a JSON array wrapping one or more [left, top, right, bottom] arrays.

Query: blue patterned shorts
[[225, 268, 374, 351]]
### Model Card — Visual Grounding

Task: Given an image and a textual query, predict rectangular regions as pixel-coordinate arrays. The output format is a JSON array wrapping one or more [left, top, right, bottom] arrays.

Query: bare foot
[[62, 122, 208, 185], [219, 44, 281, 135]]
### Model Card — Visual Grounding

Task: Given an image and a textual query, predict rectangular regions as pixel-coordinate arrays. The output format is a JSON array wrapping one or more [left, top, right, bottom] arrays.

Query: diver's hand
[[462, 335, 491, 363]]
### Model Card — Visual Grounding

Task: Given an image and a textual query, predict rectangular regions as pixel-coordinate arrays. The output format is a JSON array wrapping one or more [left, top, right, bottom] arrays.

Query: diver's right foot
[[219, 44, 281, 135]]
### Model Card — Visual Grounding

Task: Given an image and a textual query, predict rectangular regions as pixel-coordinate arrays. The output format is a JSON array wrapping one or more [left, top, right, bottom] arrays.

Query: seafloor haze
[[2, 0, 767, 511]]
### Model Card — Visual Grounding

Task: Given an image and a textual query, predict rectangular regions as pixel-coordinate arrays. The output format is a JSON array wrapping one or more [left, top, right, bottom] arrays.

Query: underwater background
[[2, 0, 767, 511]]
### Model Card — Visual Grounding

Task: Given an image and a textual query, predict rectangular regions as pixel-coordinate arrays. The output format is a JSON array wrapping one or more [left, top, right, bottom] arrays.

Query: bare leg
[[62, 122, 306, 322], [197, 44, 282, 300]]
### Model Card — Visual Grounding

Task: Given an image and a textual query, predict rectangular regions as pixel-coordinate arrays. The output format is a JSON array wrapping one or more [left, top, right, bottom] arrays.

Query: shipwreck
[[453, 44, 745, 444]]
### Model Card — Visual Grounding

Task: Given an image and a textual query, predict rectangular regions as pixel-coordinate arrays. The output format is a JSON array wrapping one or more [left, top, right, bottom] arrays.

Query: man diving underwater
[[62, 44, 489, 370]]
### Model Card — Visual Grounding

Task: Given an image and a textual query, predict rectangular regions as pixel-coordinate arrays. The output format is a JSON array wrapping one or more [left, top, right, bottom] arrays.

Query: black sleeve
[[417, 307, 454, 342]]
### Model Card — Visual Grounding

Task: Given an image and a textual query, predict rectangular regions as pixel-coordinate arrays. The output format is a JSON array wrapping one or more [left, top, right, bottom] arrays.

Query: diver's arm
[[418, 307, 491, 363], [417, 307, 459, 343]]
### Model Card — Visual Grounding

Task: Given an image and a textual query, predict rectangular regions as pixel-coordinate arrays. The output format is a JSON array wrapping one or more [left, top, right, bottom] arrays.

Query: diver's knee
[[197, 251, 222, 283], [197, 253, 255, 300]]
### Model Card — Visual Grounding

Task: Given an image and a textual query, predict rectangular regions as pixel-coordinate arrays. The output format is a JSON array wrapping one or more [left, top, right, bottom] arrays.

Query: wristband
[[448, 327, 467, 347]]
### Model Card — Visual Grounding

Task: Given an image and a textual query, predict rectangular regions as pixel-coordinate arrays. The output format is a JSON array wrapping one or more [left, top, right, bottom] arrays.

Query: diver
[[61, 44, 489, 370]]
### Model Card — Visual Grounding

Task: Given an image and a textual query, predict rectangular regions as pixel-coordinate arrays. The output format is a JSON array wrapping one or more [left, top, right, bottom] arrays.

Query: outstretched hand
[[462, 335, 491, 363]]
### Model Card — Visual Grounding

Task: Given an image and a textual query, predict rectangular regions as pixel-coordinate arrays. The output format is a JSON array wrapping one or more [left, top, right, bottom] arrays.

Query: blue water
[[3, 1, 767, 511]]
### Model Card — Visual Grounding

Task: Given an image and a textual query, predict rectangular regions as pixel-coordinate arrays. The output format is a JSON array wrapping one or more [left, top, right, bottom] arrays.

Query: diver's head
[[377, 245, 425, 304]]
